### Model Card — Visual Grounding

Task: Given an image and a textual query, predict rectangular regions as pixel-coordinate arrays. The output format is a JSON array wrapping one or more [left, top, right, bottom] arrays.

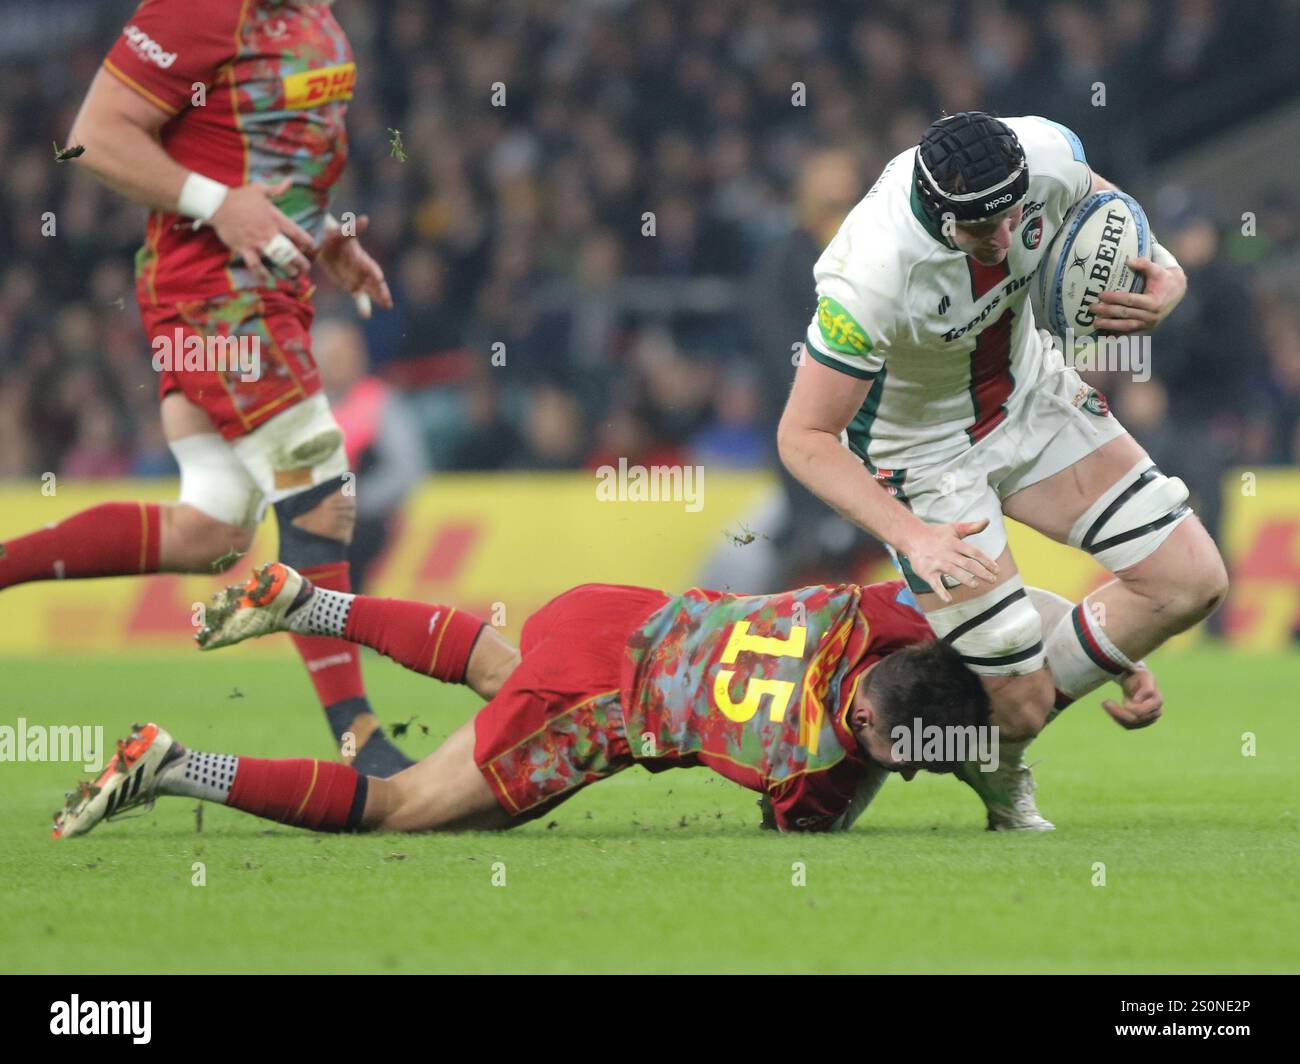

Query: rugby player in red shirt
[[0, 1, 409, 775], [52, 564, 1162, 839]]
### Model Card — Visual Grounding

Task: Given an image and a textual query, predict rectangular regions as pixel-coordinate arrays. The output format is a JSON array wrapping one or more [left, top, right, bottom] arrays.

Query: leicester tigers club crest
[[1072, 384, 1111, 417], [1022, 216, 1044, 250], [1084, 388, 1110, 417]]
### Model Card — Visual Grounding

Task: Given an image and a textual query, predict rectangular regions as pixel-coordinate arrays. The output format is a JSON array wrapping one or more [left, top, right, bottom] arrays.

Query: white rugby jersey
[[804, 116, 1092, 473]]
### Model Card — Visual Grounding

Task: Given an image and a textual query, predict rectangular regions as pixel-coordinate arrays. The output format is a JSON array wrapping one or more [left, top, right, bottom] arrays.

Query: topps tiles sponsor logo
[[123, 24, 176, 69], [151, 329, 262, 382], [50, 996, 150, 1044], [890, 719, 1000, 772], [595, 457, 705, 512], [0, 717, 103, 772], [941, 272, 1034, 341]]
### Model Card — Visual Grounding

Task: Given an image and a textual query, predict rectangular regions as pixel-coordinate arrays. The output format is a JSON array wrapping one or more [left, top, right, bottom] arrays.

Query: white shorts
[[171, 392, 350, 527], [887, 334, 1127, 590]]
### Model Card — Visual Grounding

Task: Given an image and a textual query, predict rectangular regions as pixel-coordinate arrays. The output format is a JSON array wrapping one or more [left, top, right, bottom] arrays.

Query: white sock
[[289, 586, 354, 637], [159, 751, 239, 803], [997, 735, 1032, 766], [1044, 595, 1138, 704]]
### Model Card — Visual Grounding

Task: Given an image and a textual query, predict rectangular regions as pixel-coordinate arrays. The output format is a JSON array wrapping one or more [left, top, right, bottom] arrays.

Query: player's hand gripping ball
[[1035, 190, 1151, 338]]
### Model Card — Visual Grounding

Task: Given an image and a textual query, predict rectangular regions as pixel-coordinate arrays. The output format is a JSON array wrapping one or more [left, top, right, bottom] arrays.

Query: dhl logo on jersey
[[282, 62, 355, 110]]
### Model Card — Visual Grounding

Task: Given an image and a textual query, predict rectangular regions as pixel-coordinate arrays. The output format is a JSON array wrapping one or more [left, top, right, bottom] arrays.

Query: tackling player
[[778, 112, 1225, 829], [52, 562, 1163, 839], [0, 1, 408, 775], [53, 564, 995, 838]]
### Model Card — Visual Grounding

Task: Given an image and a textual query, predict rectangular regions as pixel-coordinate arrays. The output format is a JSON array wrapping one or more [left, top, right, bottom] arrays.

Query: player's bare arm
[[1087, 169, 1187, 333], [68, 68, 315, 284], [778, 351, 998, 602], [68, 69, 188, 211]]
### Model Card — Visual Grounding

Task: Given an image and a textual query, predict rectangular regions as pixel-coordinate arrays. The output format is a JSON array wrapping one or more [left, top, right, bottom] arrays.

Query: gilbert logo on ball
[[1035, 190, 1150, 338]]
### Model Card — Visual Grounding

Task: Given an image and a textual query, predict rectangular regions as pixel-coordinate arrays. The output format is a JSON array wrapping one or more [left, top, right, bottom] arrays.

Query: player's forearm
[[67, 116, 189, 214], [776, 425, 923, 550]]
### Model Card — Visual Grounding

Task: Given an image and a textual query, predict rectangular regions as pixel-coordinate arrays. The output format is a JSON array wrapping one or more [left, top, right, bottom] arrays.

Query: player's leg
[[341, 591, 519, 700], [0, 499, 163, 588], [198, 561, 521, 700], [915, 546, 1058, 830], [159, 392, 262, 569], [0, 393, 256, 589], [1026, 584, 1163, 728], [364, 718, 514, 831], [1002, 432, 1228, 704], [894, 468, 1057, 830], [213, 288, 414, 776], [53, 718, 510, 839], [917, 547, 1055, 742], [265, 471, 404, 769], [56, 592, 635, 840], [900, 473, 1056, 744]]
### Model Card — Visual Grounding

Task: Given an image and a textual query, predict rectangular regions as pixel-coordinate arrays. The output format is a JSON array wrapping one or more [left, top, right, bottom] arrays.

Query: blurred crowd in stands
[[1, 0, 1299, 571]]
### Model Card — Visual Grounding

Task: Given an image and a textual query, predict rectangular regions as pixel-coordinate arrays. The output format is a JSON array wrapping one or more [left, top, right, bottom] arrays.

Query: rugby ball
[[1034, 190, 1150, 338]]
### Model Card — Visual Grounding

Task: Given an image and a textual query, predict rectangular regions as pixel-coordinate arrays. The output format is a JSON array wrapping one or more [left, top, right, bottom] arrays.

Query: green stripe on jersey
[[806, 342, 877, 381], [845, 369, 887, 463], [897, 552, 935, 597]]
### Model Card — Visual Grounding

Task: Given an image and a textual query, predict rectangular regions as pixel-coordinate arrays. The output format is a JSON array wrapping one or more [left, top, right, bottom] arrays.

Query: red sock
[[0, 502, 161, 589], [290, 563, 368, 710], [345, 596, 485, 683], [226, 756, 367, 831]]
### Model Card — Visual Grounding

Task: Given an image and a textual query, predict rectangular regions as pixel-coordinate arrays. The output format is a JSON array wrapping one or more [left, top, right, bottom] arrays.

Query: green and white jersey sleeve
[[803, 116, 1095, 473], [1004, 115, 1092, 220], [804, 156, 908, 382]]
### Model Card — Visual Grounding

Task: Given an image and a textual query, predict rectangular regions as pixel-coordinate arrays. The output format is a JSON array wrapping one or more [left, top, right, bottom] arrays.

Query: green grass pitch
[[1, 645, 1296, 973]]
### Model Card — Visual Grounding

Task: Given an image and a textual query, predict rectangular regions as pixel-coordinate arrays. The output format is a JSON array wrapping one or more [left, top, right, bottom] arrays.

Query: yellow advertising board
[[0, 470, 1295, 656], [0, 474, 772, 656], [1218, 470, 1300, 650]]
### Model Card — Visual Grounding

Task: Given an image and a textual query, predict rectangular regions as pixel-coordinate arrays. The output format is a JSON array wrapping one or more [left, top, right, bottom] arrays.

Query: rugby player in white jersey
[[778, 112, 1227, 830]]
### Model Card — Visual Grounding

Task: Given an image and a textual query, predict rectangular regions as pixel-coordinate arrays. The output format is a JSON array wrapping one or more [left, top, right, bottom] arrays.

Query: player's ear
[[850, 660, 882, 732], [849, 691, 875, 731]]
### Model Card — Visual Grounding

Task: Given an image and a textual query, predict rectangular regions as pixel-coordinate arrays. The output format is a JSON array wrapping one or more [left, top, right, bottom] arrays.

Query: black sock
[[325, 696, 415, 778], [353, 729, 416, 777]]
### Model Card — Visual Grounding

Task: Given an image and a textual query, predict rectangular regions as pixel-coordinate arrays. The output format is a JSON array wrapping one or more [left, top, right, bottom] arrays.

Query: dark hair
[[861, 640, 992, 771]]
